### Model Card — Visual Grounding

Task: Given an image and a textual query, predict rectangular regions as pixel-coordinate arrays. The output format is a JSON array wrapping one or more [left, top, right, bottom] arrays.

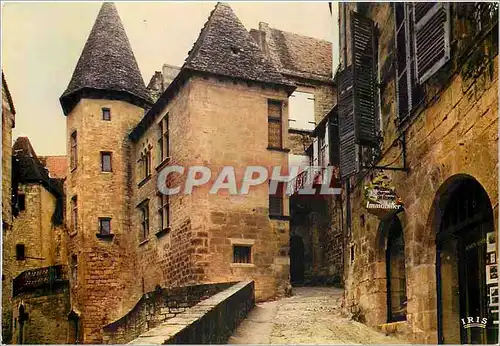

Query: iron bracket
[[361, 131, 409, 173]]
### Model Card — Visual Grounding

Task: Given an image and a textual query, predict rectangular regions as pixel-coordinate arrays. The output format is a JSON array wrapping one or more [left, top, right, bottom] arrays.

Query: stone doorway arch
[[430, 174, 497, 344], [376, 215, 407, 323]]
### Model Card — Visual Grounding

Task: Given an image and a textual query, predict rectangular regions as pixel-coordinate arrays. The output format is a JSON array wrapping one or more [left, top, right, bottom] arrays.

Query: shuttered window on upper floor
[[395, 3, 447, 123], [289, 91, 315, 131], [413, 3, 451, 84], [338, 10, 378, 180]]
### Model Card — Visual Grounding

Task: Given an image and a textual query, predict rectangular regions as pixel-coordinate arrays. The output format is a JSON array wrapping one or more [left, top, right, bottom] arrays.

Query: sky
[[2, 1, 338, 156]]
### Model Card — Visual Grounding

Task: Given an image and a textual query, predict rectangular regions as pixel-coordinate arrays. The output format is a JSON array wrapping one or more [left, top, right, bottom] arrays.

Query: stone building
[[3, 2, 332, 343], [5, 137, 67, 344], [250, 22, 342, 285], [334, 2, 498, 344], [2, 71, 16, 343]]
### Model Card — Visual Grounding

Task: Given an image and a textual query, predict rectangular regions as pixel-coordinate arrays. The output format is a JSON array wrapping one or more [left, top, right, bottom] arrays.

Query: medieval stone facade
[[2, 72, 16, 343], [0, 2, 337, 344], [336, 2, 498, 344]]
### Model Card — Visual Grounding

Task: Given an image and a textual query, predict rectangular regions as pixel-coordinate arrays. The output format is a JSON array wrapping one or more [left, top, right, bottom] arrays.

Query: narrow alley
[[229, 287, 407, 344]]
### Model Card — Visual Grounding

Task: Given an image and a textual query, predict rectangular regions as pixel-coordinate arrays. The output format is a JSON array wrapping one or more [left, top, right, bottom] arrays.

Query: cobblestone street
[[229, 287, 408, 344]]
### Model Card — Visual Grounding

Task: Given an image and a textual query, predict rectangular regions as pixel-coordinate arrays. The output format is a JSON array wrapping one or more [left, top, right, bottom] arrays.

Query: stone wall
[[2, 74, 15, 343], [129, 281, 255, 345], [102, 282, 235, 344], [133, 75, 292, 302], [3, 183, 67, 343], [11, 285, 70, 344], [65, 98, 146, 343], [339, 3, 498, 343], [186, 76, 291, 301], [132, 77, 195, 294]]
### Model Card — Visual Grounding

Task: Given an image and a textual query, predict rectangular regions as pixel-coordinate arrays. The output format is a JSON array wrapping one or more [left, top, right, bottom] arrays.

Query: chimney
[[162, 64, 181, 89], [250, 27, 269, 58]]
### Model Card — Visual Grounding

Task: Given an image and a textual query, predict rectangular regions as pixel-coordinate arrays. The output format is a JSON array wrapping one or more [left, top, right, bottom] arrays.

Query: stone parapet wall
[[128, 281, 254, 345], [102, 281, 236, 344]]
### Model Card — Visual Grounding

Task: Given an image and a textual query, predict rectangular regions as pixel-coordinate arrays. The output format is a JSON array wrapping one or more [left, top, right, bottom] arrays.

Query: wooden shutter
[[328, 112, 340, 166], [395, 3, 411, 121], [351, 11, 378, 147], [413, 3, 450, 83], [338, 67, 357, 179]]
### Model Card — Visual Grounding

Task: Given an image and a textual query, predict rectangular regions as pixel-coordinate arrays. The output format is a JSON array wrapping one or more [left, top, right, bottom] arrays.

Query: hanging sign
[[363, 172, 404, 219]]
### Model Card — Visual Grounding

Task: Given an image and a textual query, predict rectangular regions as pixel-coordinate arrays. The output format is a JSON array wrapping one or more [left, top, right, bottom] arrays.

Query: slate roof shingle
[[183, 2, 293, 88], [130, 2, 296, 141], [12, 137, 64, 196], [254, 24, 333, 82], [60, 2, 151, 114]]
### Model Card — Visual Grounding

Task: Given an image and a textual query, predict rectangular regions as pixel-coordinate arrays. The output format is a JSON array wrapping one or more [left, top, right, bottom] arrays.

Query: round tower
[[59, 2, 151, 343]]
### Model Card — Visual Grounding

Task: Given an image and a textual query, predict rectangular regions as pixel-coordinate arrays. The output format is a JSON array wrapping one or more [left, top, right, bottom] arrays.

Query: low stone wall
[[129, 281, 255, 345], [102, 282, 236, 344]]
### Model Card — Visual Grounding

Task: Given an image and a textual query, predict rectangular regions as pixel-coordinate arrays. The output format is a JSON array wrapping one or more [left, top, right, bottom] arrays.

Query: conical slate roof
[[60, 2, 151, 114], [183, 3, 292, 87]]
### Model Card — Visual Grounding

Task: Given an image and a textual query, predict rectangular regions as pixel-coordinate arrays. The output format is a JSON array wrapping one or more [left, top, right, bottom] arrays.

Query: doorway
[[436, 177, 497, 344], [385, 215, 407, 322], [290, 235, 305, 285]]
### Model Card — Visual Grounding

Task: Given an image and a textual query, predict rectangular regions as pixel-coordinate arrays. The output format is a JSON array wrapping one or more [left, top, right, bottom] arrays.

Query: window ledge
[[68, 230, 78, 237], [71, 167, 77, 173], [267, 147, 290, 153], [138, 174, 152, 188], [155, 227, 171, 238], [269, 215, 290, 221], [101, 170, 113, 174], [96, 233, 114, 240], [156, 157, 171, 172], [230, 263, 255, 268], [139, 238, 150, 246]]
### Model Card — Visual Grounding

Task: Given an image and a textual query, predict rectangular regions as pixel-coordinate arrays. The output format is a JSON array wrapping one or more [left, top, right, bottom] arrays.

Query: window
[[233, 245, 251, 263], [318, 128, 328, 167], [268, 100, 282, 149], [288, 91, 315, 131], [269, 181, 284, 217], [102, 108, 111, 121], [158, 194, 169, 231], [98, 218, 111, 235], [71, 255, 78, 284], [17, 194, 25, 211], [158, 115, 169, 163], [101, 152, 112, 172], [16, 244, 25, 261], [394, 3, 445, 122], [70, 131, 77, 170], [338, 10, 378, 179], [71, 196, 78, 232], [140, 149, 151, 181], [350, 244, 355, 263], [139, 202, 149, 241]]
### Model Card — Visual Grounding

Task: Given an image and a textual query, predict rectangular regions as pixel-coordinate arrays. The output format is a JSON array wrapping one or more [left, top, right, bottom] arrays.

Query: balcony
[[13, 265, 68, 297], [290, 166, 340, 196]]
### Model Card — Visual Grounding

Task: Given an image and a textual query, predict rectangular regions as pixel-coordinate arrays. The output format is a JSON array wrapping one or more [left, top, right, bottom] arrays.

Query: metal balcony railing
[[290, 166, 339, 196], [12, 265, 68, 297]]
